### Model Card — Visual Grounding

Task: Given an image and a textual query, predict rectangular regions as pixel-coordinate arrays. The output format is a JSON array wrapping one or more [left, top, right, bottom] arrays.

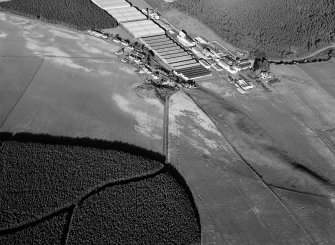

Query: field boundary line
[[184, 90, 316, 244], [0, 58, 44, 130]]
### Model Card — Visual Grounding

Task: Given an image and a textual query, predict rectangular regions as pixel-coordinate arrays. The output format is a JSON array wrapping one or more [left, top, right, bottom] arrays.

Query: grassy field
[[298, 61, 335, 100], [270, 61, 335, 153], [187, 88, 335, 196], [0, 57, 42, 126], [185, 59, 335, 243], [168, 91, 312, 244], [0, 13, 164, 153], [0, 134, 200, 244]]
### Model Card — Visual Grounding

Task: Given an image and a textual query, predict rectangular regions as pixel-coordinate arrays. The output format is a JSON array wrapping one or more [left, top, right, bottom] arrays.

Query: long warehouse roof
[[150, 43, 178, 50], [147, 40, 176, 47], [171, 59, 198, 68], [154, 45, 181, 52], [161, 52, 189, 59], [141, 35, 168, 41], [141, 35, 167, 41], [122, 20, 166, 38], [172, 63, 200, 70], [154, 48, 184, 58], [107, 7, 147, 23], [165, 55, 194, 64], [143, 37, 171, 44], [92, 0, 131, 9]]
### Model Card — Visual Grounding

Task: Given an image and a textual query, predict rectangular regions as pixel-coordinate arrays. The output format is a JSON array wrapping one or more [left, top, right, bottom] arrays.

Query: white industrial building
[[122, 20, 166, 38], [92, 0, 131, 9], [106, 7, 147, 23]]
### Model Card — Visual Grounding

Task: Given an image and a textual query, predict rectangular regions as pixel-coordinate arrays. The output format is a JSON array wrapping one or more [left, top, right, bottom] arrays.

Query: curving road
[[269, 43, 335, 63]]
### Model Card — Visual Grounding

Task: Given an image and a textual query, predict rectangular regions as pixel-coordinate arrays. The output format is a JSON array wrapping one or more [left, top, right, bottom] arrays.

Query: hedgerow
[[67, 172, 200, 245], [172, 0, 335, 59], [0, 0, 118, 30]]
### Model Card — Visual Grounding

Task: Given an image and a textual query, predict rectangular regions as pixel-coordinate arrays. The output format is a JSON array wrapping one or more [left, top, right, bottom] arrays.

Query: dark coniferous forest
[[172, 0, 335, 58], [0, 0, 118, 30]]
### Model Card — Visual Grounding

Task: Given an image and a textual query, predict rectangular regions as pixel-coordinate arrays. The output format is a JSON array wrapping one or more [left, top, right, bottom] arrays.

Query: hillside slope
[[172, 0, 335, 59]]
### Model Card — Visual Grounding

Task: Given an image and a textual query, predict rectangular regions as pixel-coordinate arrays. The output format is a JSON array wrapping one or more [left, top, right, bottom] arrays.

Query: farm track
[[269, 43, 335, 63], [184, 89, 316, 244], [0, 58, 44, 129], [163, 94, 170, 163], [61, 205, 76, 245], [268, 184, 335, 200], [0, 165, 165, 237]]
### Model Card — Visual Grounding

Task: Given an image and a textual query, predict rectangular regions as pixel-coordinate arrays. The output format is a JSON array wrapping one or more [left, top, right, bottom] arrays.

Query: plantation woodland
[[0, 134, 200, 244], [172, 0, 335, 58], [0, 0, 118, 30]]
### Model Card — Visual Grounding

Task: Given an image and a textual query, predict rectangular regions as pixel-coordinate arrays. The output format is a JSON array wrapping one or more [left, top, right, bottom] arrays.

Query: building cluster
[[140, 34, 211, 80], [92, 0, 258, 94], [91, 0, 212, 81], [191, 39, 253, 74]]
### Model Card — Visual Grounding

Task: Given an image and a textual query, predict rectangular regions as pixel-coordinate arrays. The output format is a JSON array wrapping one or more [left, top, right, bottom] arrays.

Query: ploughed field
[[0, 0, 117, 29], [0, 133, 200, 244], [171, 0, 335, 58]]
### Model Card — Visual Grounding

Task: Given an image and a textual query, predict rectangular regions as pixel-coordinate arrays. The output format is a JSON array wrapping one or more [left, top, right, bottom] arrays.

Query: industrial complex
[[91, 0, 255, 93]]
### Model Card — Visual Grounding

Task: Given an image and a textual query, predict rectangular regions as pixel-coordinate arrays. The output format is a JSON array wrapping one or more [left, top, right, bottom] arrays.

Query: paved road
[[269, 43, 335, 63]]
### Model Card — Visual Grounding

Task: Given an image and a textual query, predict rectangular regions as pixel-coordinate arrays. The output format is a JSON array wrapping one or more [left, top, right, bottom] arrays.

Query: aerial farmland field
[[0, 13, 164, 153], [2, 0, 335, 242]]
